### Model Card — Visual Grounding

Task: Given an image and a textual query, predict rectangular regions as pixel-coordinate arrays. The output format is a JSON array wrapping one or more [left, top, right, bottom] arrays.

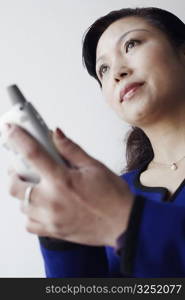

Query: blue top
[[39, 160, 185, 277]]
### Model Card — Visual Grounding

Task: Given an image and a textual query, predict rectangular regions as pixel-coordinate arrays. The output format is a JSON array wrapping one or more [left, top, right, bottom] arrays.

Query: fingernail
[[55, 127, 66, 139]]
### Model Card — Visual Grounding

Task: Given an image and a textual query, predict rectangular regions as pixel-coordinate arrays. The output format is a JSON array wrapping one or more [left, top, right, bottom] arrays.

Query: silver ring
[[24, 185, 34, 208]]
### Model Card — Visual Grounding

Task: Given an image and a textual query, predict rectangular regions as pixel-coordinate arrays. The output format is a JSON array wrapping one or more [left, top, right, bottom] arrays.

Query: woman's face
[[96, 17, 185, 126]]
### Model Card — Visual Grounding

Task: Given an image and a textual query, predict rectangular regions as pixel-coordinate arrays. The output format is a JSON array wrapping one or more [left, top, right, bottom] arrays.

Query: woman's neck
[[141, 106, 185, 164]]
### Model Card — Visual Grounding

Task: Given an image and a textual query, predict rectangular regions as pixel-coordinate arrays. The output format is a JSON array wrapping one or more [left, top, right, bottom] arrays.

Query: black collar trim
[[133, 160, 185, 203]]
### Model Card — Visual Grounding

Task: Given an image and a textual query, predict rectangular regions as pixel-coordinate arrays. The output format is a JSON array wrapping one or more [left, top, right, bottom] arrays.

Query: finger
[[53, 128, 95, 167], [9, 172, 37, 204], [5, 124, 69, 180], [8, 167, 28, 182], [20, 201, 49, 221], [25, 219, 48, 236], [9, 172, 29, 200]]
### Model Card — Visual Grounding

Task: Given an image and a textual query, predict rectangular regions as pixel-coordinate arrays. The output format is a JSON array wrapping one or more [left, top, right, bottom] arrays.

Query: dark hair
[[82, 7, 185, 174]]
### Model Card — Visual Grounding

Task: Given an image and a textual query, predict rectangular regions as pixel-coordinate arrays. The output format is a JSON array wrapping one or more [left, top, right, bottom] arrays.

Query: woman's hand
[[7, 124, 134, 247]]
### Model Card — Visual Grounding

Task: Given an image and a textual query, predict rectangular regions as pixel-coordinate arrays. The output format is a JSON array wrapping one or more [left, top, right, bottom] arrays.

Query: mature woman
[[7, 7, 185, 277]]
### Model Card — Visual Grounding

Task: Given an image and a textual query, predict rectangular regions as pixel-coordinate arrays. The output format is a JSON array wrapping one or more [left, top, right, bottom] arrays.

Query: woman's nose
[[113, 66, 132, 82]]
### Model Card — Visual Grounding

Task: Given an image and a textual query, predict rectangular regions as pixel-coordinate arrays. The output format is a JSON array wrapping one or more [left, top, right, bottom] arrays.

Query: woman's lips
[[120, 82, 145, 102]]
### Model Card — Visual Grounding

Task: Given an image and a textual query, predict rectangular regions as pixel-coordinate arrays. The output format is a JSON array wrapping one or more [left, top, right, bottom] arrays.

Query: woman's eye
[[125, 39, 140, 53], [99, 65, 109, 78]]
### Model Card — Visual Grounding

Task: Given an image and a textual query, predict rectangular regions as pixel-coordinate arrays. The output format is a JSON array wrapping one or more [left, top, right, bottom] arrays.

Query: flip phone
[[0, 85, 68, 183]]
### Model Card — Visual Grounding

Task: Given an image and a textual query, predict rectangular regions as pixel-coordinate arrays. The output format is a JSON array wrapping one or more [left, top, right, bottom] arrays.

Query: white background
[[0, 0, 184, 277]]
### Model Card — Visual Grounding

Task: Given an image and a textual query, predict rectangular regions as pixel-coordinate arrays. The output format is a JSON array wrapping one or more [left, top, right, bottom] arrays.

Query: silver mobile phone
[[0, 85, 68, 183]]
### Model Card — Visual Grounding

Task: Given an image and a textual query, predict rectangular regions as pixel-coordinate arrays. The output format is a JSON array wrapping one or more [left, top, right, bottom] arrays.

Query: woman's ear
[[182, 43, 185, 55], [178, 43, 185, 66]]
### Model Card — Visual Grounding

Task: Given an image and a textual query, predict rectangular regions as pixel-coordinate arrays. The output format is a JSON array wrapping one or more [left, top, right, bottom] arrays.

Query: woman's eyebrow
[[118, 28, 151, 44], [96, 28, 151, 65]]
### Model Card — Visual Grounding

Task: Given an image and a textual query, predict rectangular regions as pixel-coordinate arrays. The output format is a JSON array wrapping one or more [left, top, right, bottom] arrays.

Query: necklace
[[151, 155, 185, 171]]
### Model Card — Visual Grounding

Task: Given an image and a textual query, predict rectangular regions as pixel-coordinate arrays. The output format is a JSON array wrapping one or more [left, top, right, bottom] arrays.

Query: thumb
[[52, 128, 94, 167]]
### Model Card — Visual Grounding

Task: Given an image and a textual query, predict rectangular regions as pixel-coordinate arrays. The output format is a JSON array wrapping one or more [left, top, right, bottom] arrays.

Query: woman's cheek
[[103, 87, 113, 106], [103, 78, 114, 105]]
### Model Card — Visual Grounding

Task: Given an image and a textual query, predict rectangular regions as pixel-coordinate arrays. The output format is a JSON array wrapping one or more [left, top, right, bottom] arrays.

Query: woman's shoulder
[[120, 167, 141, 183], [120, 161, 150, 186]]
